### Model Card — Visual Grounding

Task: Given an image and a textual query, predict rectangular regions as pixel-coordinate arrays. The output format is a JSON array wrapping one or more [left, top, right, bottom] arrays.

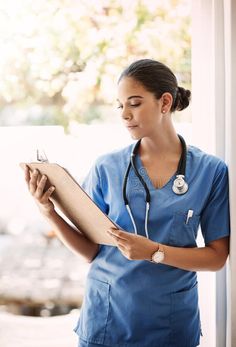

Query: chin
[[130, 134, 142, 140], [127, 131, 141, 141]]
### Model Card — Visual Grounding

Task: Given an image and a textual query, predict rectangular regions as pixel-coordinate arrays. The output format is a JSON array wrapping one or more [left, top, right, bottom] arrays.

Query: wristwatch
[[150, 244, 165, 263]]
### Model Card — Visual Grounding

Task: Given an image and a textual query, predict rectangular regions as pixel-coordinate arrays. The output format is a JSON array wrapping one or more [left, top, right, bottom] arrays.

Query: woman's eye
[[116, 103, 140, 109], [130, 103, 141, 107]]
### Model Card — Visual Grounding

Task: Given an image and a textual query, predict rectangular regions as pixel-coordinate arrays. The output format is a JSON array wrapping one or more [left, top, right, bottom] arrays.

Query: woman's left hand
[[107, 227, 158, 261]]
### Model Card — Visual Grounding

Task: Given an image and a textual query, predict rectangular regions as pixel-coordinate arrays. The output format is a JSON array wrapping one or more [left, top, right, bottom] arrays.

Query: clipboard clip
[[36, 149, 49, 162]]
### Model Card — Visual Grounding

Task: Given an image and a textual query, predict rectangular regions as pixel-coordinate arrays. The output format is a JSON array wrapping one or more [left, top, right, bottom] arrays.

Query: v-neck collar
[[134, 145, 191, 192]]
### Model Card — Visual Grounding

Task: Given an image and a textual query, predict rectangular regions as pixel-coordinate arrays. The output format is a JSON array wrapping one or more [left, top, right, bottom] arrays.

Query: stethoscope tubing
[[122, 134, 188, 238]]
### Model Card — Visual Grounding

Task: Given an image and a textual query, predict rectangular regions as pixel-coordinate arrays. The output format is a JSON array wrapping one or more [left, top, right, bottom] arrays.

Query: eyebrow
[[117, 95, 143, 102]]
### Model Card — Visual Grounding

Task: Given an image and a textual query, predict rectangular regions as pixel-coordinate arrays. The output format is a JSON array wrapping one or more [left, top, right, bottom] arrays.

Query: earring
[[162, 109, 166, 114]]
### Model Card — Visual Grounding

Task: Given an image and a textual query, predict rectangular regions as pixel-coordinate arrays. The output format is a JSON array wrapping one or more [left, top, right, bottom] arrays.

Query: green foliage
[[0, 0, 191, 129]]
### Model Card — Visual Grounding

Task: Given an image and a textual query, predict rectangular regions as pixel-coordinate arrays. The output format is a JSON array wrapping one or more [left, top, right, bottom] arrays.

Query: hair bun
[[173, 86, 191, 111]]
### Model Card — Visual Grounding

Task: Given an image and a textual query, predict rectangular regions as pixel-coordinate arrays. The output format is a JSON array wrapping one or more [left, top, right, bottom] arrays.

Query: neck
[[139, 125, 182, 160]]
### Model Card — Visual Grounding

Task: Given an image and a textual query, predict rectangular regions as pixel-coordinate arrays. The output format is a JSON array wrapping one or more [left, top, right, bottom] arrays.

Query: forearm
[[44, 210, 99, 262], [107, 227, 229, 271], [161, 243, 228, 272]]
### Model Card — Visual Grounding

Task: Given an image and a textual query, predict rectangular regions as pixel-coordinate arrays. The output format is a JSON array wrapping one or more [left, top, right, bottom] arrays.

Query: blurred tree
[[0, 0, 191, 129]]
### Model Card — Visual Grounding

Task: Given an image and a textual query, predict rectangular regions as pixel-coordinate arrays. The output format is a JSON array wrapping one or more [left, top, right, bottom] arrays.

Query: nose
[[120, 107, 132, 121]]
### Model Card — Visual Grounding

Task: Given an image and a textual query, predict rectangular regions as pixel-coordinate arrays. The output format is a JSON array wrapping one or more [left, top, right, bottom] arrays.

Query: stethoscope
[[122, 134, 188, 239]]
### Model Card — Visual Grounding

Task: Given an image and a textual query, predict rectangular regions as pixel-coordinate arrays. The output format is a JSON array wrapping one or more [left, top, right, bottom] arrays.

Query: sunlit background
[[0, 0, 191, 128], [0, 1, 200, 346]]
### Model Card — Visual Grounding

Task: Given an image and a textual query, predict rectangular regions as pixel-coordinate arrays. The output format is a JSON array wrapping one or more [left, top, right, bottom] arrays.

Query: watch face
[[152, 251, 164, 263]]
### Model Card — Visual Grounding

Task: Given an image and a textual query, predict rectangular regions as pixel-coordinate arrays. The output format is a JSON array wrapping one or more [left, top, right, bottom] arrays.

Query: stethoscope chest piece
[[172, 175, 188, 195]]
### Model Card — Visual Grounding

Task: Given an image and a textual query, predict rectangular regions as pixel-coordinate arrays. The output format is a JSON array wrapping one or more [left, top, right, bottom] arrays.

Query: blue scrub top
[[73, 143, 230, 347]]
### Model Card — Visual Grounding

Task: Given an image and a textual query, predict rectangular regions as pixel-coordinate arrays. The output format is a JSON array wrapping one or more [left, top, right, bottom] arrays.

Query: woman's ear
[[160, 92, 173, 114]]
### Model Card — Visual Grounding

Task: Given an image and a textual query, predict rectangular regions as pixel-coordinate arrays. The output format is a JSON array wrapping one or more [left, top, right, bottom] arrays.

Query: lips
[[126, 125, 138, 129]]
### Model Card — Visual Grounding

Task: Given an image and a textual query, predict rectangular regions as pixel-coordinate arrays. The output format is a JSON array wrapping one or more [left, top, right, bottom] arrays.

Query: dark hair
[[118, 59, 191, 112]]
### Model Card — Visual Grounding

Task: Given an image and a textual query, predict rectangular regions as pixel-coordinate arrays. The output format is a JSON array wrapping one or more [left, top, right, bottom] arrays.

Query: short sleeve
[[200, 162, 231, 244], [81, 161, 109, 215]]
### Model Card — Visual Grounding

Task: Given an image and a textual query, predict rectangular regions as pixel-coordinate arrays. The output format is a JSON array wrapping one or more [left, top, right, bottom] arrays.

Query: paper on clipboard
[[19, 162, 118, 246]]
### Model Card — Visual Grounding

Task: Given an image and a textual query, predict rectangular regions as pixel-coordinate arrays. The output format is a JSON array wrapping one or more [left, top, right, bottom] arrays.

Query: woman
[[24, 59, 230, 347]]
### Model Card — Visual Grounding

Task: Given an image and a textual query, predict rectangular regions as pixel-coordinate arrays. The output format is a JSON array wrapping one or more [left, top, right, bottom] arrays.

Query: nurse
[[24, 59, 230, 347]]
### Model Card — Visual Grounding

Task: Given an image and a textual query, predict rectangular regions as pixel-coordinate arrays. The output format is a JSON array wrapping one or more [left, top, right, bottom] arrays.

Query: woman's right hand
[[24, 166, 56, 217]]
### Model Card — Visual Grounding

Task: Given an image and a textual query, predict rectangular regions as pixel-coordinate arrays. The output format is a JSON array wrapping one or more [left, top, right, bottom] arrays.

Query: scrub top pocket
[[74, 277, 110, 345], [169, 211, 200, 247]]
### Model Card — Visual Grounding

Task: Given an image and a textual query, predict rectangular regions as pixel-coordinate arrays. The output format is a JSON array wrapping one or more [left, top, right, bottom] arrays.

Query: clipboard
[[19, 162, 118, 246]]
